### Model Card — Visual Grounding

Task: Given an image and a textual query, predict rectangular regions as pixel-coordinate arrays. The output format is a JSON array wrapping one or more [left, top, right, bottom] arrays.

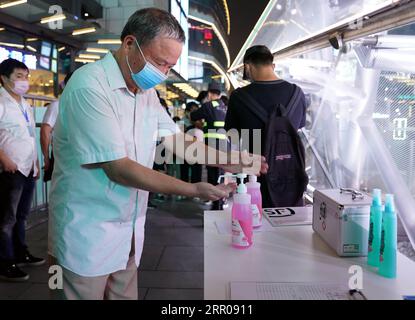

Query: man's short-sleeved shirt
[[48, 53, 179, 276], [42, 100, 59, 128], [0, 87, 38, 177]]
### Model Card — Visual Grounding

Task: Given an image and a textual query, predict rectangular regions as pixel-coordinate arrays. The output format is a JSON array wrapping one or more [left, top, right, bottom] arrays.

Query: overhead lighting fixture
[[75, 58, 95, 64], [58, 46, 66, 52], [86, 47, 109, 54], [40, 14, 66, 24], [222, 0, 231, 35], [172, 83, 199, 98], [72, 27, 96, 36], [79, 53, 100, 60], [0, 28, 5, 32], [0, 0, 27, 9], [97, 39, 122, 45], [0, 41, 24, 49], [26, 45, 37, 53], [27, 38, 38, 42]]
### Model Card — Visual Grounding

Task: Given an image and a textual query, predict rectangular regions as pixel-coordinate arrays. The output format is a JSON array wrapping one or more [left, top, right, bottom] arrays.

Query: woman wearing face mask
[[0, 58, 44, 283]]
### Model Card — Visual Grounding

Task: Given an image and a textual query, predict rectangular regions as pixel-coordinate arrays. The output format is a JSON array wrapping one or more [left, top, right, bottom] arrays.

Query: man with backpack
[[225, 45, 308, 208]]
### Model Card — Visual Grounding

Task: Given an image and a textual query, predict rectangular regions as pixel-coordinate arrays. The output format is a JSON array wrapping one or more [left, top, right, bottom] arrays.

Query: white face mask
[[10, 80, 30, 96]]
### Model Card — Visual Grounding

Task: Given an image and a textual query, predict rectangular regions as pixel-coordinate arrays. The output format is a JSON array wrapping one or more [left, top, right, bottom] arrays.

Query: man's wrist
[[183, 183, 198, 198], [0, 151, 7, 164]]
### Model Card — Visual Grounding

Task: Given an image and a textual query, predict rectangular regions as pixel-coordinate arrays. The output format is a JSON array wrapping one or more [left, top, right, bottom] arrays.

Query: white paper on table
[[230, 282, 352, 300], [263, 206, 313, 227], [214, 217, 273, 235]]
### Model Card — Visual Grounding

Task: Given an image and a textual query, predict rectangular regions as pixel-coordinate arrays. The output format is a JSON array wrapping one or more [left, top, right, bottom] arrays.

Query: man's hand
[[0, 154, 18, 173], [43, 158, 50, 172], [194, 182, 237, 201], [220, 151, 268, 176], [34, 160, 40, 180]]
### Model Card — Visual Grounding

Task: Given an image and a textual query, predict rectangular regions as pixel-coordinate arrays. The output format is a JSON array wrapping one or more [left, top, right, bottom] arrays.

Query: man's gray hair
[[121, 8, 186, 46]]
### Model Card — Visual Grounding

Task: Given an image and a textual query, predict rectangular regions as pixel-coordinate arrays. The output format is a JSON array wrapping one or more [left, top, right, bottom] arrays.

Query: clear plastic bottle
[[232, 174, 253, 249], [247, 175, 262, 228]]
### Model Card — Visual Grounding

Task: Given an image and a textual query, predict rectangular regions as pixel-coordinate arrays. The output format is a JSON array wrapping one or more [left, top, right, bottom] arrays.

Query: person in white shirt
[[0, 58, 45, 283], [40, 72, 73, 182], [48, 8, 267, 300]]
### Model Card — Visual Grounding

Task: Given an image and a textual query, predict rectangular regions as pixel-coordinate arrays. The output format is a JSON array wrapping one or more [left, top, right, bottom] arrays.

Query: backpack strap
[[235, 84, 303, 124], [235, 89, 269, 124], [285, 84, 302, 118]]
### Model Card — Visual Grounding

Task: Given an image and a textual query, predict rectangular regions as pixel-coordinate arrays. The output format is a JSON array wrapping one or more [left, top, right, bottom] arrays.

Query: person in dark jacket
[[191, 83, 227, 210]]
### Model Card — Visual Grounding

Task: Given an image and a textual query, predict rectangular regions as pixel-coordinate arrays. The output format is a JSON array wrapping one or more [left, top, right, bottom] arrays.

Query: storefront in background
[[0, 27, 72, 101]]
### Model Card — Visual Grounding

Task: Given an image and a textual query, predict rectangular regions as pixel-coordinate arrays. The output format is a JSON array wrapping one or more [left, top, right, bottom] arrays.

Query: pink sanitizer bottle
[[232, 174, 253, 249], [247, 175, 262, 228]]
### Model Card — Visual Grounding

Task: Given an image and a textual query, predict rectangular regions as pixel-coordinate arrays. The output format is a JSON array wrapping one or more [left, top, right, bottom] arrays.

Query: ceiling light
[[40, 14, 66, 24], [79, 53, 100, 60], [97, 39, 122, 45], [75, 58, 95, 64], [72, 27, 96, 36], [86, 47, 109, 54], [0, 0, 27, 9], [27, 38, 38, 42], [0, 28, 5, 32], [0, 41, 24, 49], [58, 46, 66, 52], [26, 45, 37, 52]]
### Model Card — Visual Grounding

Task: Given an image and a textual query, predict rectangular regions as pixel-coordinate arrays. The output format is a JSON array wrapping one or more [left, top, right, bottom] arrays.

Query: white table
[[204, 210, 415, 300]]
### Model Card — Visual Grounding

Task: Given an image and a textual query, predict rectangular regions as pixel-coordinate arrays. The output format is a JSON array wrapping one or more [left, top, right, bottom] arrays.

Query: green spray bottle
[[367, 189, 383, 267], [379, 194, 397, 278]]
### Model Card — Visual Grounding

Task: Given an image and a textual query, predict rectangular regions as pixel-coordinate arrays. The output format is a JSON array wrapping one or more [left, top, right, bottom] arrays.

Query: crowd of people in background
[[148, 85, 230, 209]]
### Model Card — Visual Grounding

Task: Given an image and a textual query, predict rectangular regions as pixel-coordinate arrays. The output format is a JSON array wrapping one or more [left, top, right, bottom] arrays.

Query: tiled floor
[[0, 197, 208, 300]]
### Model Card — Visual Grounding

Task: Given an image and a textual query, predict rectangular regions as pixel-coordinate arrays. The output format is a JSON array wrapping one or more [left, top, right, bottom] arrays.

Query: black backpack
[[236, 86, 309, 207]]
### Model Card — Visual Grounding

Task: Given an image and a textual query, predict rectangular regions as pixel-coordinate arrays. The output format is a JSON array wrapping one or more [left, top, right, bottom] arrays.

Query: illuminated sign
[[24, 54, 37, 70], [41, 41, 52, 57], [51, 59, 57, 73], [10, 50, 23, 61], [0, 47, 38, 70], [39, 56, 50, 70], [0, 47, 9, 62], [393, 118, 408, 141], [170, 0, 189, 80]]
